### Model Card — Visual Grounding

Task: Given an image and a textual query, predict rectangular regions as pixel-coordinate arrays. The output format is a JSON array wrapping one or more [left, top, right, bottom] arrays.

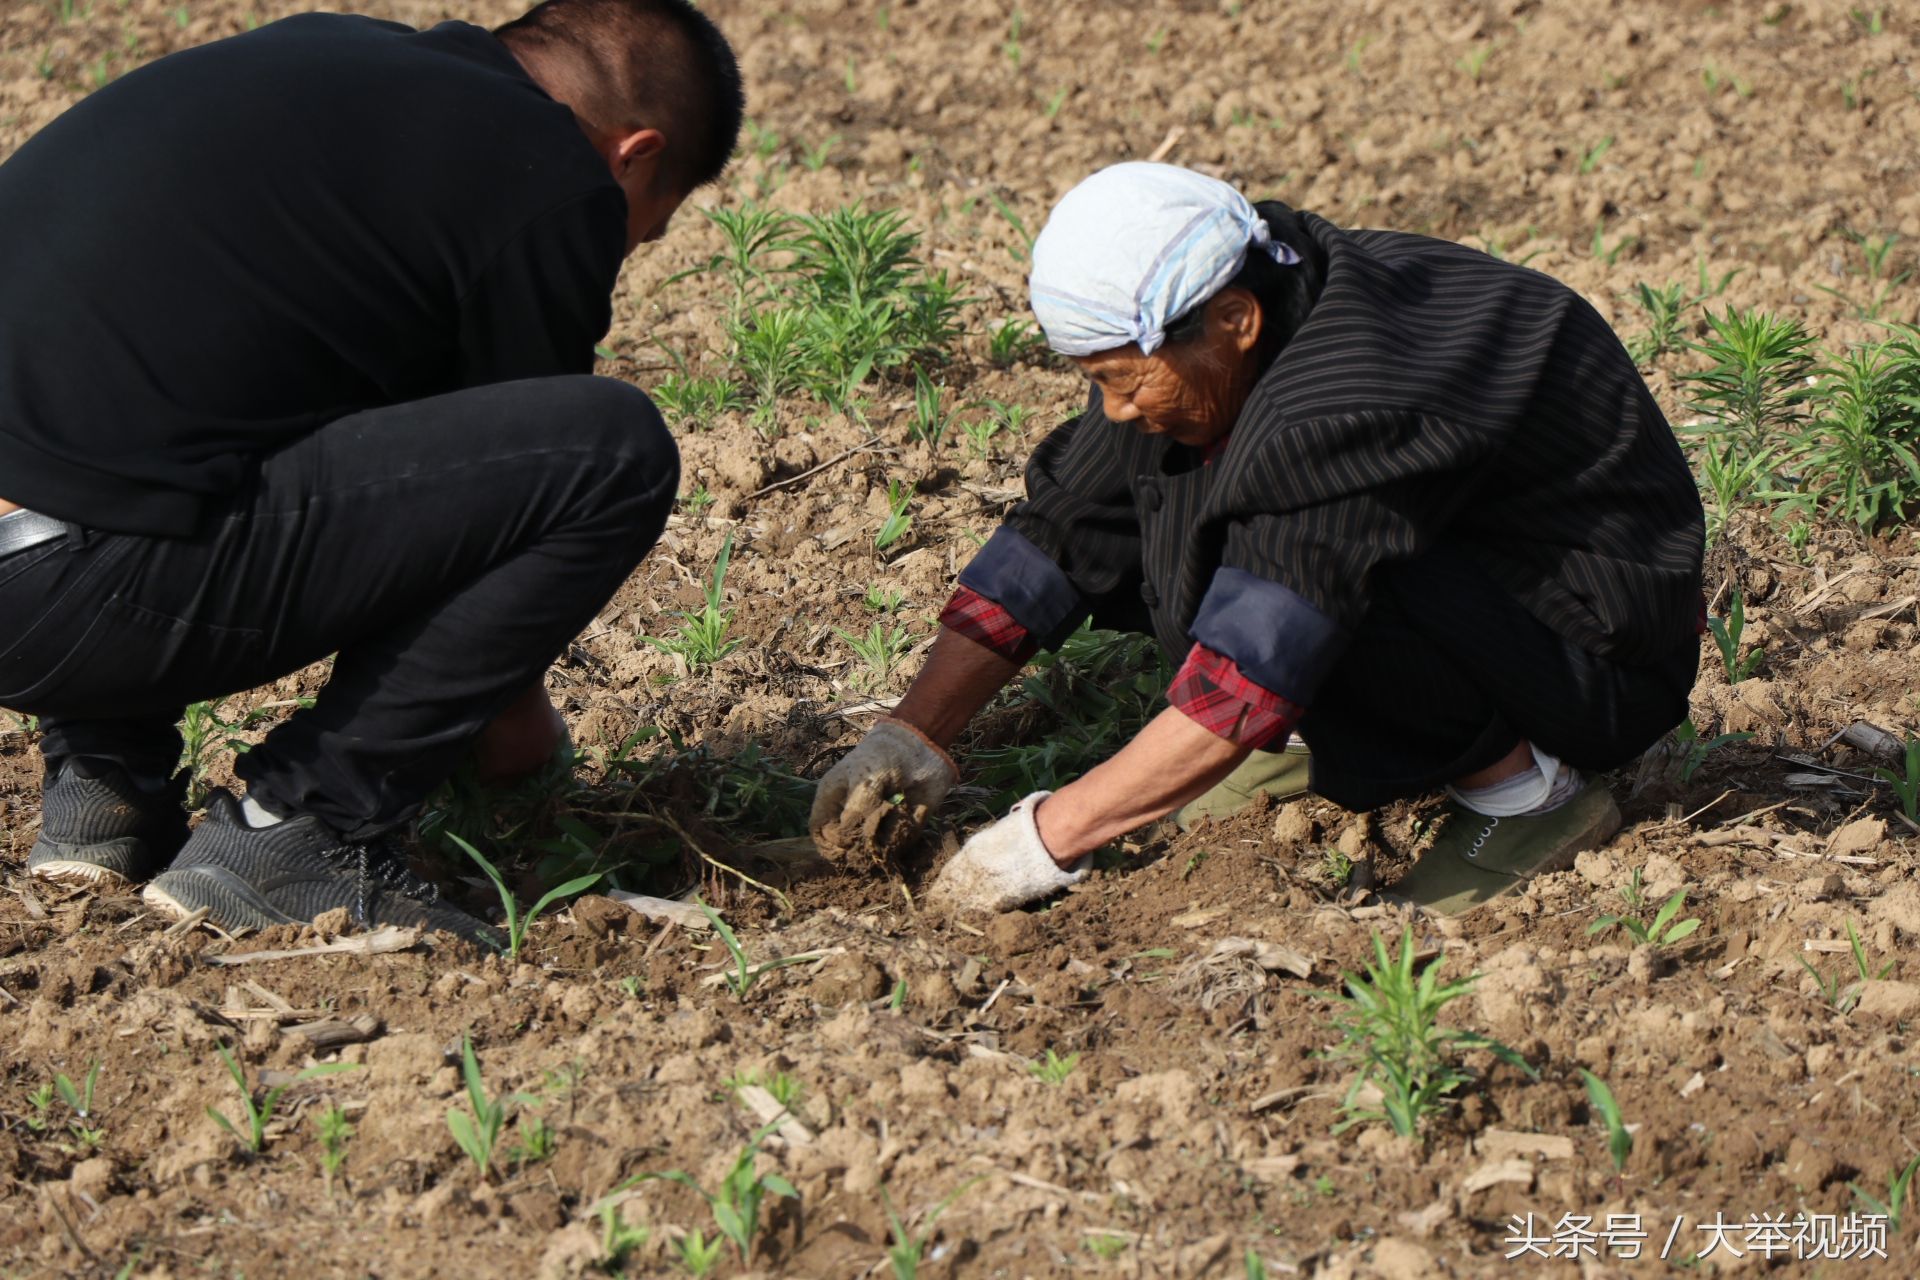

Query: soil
[[4, 1, 1920, 1277]]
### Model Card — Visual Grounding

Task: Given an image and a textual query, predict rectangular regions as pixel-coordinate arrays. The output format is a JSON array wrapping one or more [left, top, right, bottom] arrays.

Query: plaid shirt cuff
[[1168, 642, 1304, 750], [939, 586, 1041, 664]]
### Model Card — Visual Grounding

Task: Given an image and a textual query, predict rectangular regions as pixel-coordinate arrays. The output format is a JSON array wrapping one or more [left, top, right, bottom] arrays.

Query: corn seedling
[[23, 1082, 54, 1132], [445, 1035, 509, 1180], [1705, 587, 1764, 684], [987, 317, 1043, 367], [837, 621, 918, 690], [1456, 43, 1493, 82], [1577, 135, 1614, 174], [208, 1047, 358, 1154], [508, 1114, 556, 1167], [1246, 1248, 1271, 1280], [625, 1121, 798, 1264], [1590, 219, 1635, 266], [881, 1178, 981, 1279], [696, 900, 818, 999], [1800, 918, 1898, 1015], [597, 1199, 650, 1271], [674, 1230, 725, 1277], [1324, 926, 1533, 1139], [1579, 1069, 1633, 1173], [908, 367, 950, 447], [1672, 719, 1752, 782], [646, 535, 744, 669], [1028, 1049, 1080, 1084], [652, 374, 743, 430], [1875, 736, 1920, 821], [448, 834, 599, 961], [53, 1061, 99, 1123], [1850, 1152, 1920, 1234], [874, 480, 914, 554], [724, 1069, 804, 1111], [316, 1104, 352, 1191], [1587, 868, 1702, 948], [863, 583, 905, 613]]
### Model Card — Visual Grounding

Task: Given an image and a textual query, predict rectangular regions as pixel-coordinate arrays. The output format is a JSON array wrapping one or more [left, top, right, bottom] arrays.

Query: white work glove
[[925, 791, 1089, 916], [810, 719, 958, 863]]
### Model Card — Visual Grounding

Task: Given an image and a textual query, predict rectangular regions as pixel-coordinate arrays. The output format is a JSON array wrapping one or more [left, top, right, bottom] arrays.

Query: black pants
[[0, 376, 677, 840], [1300, 548, 1699, 811]]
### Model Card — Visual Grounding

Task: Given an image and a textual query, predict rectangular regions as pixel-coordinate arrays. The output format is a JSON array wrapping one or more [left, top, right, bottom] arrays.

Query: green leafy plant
[[177, 697, 301, 807], [987, 317, 1043, 367], [1684, 307, 1816, 455], [624, 1122, 798, 1264], [837, 621, 918, 691], [1028, 1049, 1080, 1085], [1577, 135, 1614, 174], [1705, 587, 1764, 684], [1875, 736, 1920, 821], [881, 1179, 980, 1279], [652, 374, 744, 430], [988, 192, 1035, 262], [673, 1230, 725, 1277], [873, 480, 914, 554], [23, 1082, 54, 1132], [1786, 340, 1920, 533], [1086, 1233, 1130, 1260], [1815, 229, 1909, 321], [53, 1061, 99, 1124], [597, 1198, 650, 1272], [1321, 847, 1356, 888], [1586, 868, 1702, 948], [1325, 927, 1533, 1138], [1850, 1152, 1920, 1234], [679, 484, 716, 516], [729, 305, 810, 430], [1626, 281, 1693, 363], [863, 583, 905, 613], [1590, 219, 1635, 265], [208, 1047, 359, 1154], [1456, 43, 1493, 82], [1672, 719, 1753, 782], [1698, 440, 1778, 543], [1578, 1069, 1633, 1173], [449, 834, 600, 961], [1246, 1247, 1271, 1280], [646, 535, 744, 670], [446, 1035, 508, 1181]]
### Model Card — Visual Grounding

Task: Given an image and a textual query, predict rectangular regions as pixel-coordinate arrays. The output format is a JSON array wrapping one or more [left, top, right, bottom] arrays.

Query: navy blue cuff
[[957, 526, 1088, 650], [1188, 567, 1346, 705]]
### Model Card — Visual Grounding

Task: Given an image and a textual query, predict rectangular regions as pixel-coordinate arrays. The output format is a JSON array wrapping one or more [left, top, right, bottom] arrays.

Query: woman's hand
[[1035, 706, 1252, 863], [810, 628, 1024, 862]]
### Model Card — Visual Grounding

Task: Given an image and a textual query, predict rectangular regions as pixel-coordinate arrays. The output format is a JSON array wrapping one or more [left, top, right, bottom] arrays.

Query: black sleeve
[[454, 188, 627, 386], [997, 386, 1161, 637]]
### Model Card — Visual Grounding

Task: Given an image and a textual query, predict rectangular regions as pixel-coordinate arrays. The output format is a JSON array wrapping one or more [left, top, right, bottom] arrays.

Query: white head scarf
[[1027, 161, 1300, 358]]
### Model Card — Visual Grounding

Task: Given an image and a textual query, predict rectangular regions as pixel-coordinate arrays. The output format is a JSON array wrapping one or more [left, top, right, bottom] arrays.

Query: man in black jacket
[[0, 0, 742, 946]]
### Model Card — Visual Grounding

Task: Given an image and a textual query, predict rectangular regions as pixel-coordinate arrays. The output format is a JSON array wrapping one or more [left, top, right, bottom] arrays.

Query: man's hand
[[472, 684, 570, 784], [924, 791, 1088, 916], [809, 719, 958, 863]]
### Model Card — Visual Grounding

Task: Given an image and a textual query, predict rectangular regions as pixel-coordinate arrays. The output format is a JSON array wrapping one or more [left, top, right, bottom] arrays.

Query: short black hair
[[496, 0, 744, 192]]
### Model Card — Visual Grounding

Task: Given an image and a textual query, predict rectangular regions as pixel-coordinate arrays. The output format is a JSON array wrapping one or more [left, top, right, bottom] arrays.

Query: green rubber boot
[[1175, 743, 1313, 831], [1387, 780, 1621, 916]]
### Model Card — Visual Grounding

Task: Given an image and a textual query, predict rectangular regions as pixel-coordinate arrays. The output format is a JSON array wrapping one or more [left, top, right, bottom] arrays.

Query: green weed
[[1456, 43, 1493, 82], [1684, 307, 1816, 455], [1698, 440, 1778, 543], [316, 1104, 352, 1190], [1787, 340, 1920, 532], [673, 1230, 725, 1276], [652, 374, 743, 430], [597, 1199, 650, 1271], [646, 535, 744, 669], [988, 192, 1035, 263], [1028, 1049, 1080, 1085], [837, 620, 918, 690], [881, 1178, 979, 1279], [1325, 926, 1532, 1139], [1586, 868, 1702, 948], [1798, 919, 1897, 1013], [1590, 219, 1635, 265], [697, 899, 818, 999], [1086, 1233, 1130, 1260], [208, 1047, 358, 1154], [987, 317, 1044, 366], [1577, 135, 1614, 174], [908, 367, 951, 447], [863, 583, 905, 613]]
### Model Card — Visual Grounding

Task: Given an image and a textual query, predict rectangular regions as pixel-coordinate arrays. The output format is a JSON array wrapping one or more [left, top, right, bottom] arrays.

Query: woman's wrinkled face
[[1070, 288, 1265, 450]]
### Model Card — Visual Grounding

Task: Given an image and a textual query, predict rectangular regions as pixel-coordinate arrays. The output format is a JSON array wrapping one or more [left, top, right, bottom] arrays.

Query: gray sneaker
[[143, 790, 503, 949], [28, 760, 188, 888]]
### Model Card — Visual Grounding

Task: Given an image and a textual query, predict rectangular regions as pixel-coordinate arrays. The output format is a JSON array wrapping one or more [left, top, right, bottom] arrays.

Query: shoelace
[[321, 841, 440, 928]]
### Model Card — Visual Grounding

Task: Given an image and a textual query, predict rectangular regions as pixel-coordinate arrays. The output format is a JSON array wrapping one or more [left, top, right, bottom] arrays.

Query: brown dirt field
[[4, 1, 1920, 1277]]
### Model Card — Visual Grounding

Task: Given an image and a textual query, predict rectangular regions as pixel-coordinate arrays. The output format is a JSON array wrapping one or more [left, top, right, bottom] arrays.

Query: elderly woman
[[811, 162, 1703, 916]]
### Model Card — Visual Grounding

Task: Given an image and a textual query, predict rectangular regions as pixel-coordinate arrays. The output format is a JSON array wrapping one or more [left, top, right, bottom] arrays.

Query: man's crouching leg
[[142, 376, 678, 949]]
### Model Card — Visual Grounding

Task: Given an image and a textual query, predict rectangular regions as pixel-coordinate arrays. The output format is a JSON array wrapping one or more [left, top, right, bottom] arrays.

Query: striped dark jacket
[[958, 206, 1705, 711]]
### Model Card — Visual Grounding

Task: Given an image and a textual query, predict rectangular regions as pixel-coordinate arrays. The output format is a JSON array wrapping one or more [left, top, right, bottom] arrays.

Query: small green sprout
[[1849, 1152, 1920, 1234], [1586, 869, 1702, 948], [674, 1230, 725, 1276], [316, 1104, 353, 1190], [882, 1178, 980, 1280], [623, 1122, 798, 1264], [645, 535, 745, 669], [1705, 587, 1764, 683], [446, 1035, 507, 1181], [1579, 1069, 1633, 1173], [597, 1199, 650, 1270], [836, 620, 918, 690], [208, 1047, 359, 1154], [874, 480, 914, 554], [448, 834, 600, 961], [1028, 1049, 1080, 1085], [1798, 918, 1897, 1013], [697, 900, 817, 1000], [1673, 719, 1753, 782], [1873, 736, 1920, 822]]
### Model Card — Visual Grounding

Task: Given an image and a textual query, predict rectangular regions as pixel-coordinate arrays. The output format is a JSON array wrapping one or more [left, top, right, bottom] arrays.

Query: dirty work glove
[[925, 791, 1089, 916], [810, 719, 958, 863]]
